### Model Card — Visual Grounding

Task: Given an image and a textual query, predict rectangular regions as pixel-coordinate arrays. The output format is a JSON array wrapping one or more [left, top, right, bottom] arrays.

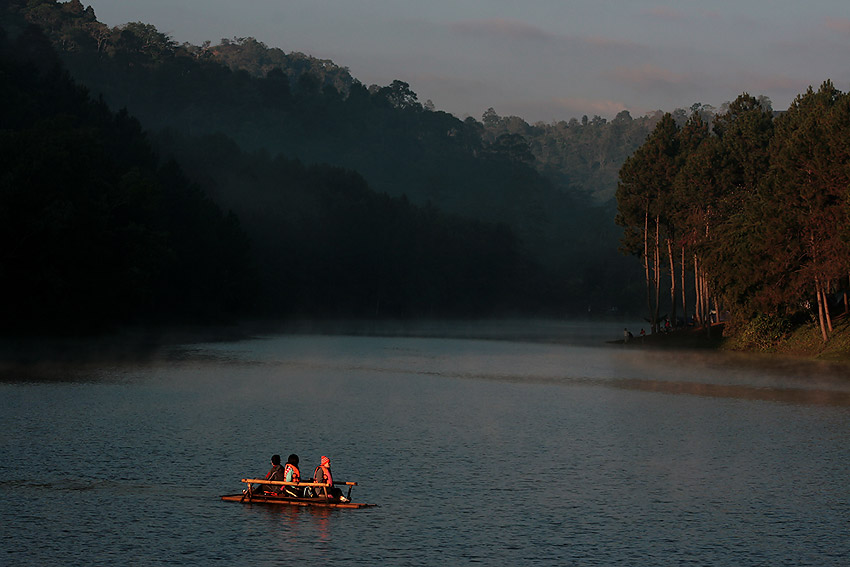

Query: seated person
[[283, 454, 302, 497], [312, 455, 348, 502], [246, 454, 284, 496]]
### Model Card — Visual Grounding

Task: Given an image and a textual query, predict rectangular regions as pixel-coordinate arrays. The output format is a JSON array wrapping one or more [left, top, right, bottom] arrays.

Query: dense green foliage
[[0, 0, 664, 328], [3, 0, 615, 334], [152, 131, 549, 318], [4, 0, 656, 325], [0, 14, 254, 333], [480, 108, 663, 203], [725, 314, 793, 351], [20, 0, 850, 340], [617, 90, 850, 341]]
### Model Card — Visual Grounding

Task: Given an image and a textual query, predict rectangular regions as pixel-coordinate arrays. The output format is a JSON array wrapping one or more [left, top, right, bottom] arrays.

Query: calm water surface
[[1, 322, 849, 566]]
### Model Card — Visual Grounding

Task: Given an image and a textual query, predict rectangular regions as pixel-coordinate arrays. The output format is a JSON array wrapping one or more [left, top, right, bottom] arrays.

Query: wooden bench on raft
[[240, 478, 357, 500]]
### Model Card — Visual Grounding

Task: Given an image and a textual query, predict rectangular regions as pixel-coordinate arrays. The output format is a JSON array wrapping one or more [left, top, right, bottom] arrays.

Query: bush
[[727, 314, 792, 351]]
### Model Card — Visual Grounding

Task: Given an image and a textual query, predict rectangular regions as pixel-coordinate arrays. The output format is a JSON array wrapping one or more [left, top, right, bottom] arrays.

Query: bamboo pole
[[242, 478, 357, 487]]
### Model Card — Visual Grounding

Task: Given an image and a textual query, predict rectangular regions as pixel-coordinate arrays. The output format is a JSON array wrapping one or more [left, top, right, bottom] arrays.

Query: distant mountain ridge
[[208, 36, 356, 95]]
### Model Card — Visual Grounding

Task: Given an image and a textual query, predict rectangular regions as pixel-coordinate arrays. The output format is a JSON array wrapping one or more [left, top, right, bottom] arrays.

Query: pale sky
[[84, 1, 850, 123]]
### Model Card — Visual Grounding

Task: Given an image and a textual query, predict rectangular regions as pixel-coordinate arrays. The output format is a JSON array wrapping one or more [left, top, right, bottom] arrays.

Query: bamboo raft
[[220, 478, 377, 509]]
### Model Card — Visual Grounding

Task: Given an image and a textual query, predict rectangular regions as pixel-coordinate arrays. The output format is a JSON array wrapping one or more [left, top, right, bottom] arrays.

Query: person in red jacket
[[283, 454, 302, 497], [313, 455, 348, 502]]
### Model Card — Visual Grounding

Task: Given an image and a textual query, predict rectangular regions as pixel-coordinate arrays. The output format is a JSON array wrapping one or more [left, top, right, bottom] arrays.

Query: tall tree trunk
[[701, 221, 711, 329], [680, 246, 687, 326], [822, 284, 833, 333], [705, 296, 720, 337], [653, 215, 661, 333], [667, 237, 676, 328], [693, 255, 702, 326], [643, 206, 653, 332], [815, 278, 829, 342], [845, 273, 849, 314]]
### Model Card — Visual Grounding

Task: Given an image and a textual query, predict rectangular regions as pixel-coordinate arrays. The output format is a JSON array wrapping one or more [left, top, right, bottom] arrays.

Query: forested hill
[[158, 34, 666, 205], [0, 14, 255, 333], [1, 8, 585, 333], [5, 0, 661, 330], [16, 2, 649, 254], [177, 35, 665, 204]]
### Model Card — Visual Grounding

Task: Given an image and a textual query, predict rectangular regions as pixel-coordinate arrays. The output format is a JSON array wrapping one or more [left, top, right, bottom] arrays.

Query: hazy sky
[[84, 1, 850, 123]]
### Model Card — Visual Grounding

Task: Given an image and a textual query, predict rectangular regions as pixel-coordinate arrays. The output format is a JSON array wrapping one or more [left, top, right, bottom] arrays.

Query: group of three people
[[248, 453, 347, 502]]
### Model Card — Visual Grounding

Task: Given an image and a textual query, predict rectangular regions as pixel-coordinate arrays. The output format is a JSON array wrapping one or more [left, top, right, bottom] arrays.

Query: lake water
[[2, 321, 849, 566]]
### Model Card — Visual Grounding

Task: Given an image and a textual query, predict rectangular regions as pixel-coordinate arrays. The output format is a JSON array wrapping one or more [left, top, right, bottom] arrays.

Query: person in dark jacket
[[245, 454, 285, 496]]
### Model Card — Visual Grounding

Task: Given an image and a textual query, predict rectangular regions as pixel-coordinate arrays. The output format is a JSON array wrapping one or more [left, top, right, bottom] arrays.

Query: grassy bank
[[750, 313, 850, 362], [631, 313, 850, 363]]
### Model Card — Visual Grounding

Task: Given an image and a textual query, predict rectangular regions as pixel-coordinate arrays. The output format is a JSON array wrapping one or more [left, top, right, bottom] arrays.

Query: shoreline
[[761, 313, 850, 362], [2, 316, 848, 368], [615, 316, 850, 364], [612, 323, 726, 350]]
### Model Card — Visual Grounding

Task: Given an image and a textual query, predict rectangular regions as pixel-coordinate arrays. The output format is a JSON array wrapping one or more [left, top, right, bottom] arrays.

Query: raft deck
[[221, 478, 376, 509], [220, 493, 376, 508]]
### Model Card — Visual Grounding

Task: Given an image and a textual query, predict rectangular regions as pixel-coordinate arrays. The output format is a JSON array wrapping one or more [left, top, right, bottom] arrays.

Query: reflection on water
[[1, 324, 849, 566], [609, 377, 850, 406], [253, 505, 336, 545]]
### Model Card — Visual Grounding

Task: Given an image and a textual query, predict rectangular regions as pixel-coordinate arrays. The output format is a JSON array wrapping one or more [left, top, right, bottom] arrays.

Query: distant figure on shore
[[640, 328, 646, 341], [623, 328, 633, 343]]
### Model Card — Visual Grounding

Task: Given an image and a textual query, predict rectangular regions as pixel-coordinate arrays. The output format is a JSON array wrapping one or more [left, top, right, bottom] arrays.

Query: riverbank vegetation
[[725, 314, 850, 361], [616, 90, 850, 348], [628, 316, 850, 362]]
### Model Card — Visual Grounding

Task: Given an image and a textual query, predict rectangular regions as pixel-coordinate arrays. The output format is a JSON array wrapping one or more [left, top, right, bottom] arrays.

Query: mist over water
[[2, 321, 848, 565]]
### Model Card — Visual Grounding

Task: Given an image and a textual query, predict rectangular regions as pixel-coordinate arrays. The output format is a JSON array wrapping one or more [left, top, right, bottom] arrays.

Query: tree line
[[0, 17, 254, 333], [152, 130, 551, 319], [0, 5, 576, 335], [616, 89, 850, 342], [9, 0, 655, 319]]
